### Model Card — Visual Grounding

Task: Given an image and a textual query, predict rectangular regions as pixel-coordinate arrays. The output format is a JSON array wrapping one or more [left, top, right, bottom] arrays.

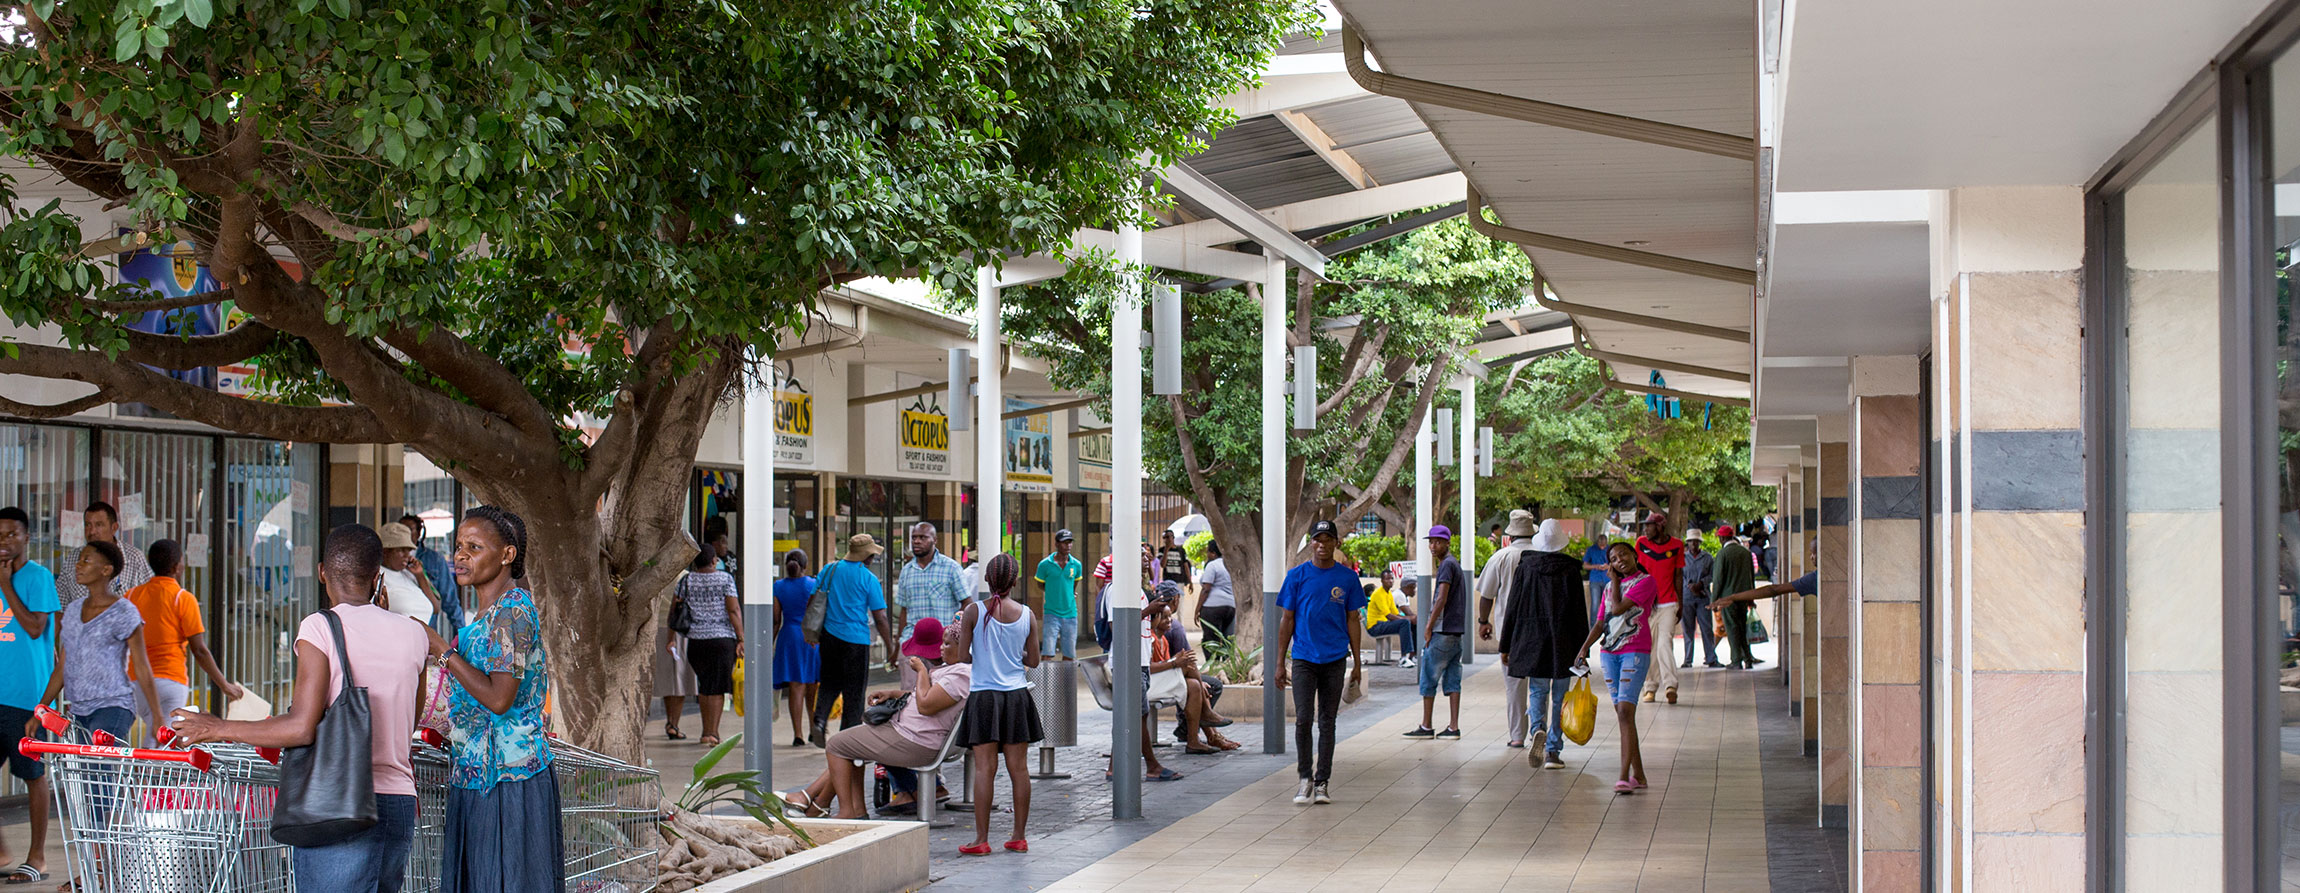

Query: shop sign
[[1077, 430, 1112, 493], [773, 369, 815, 465], [897, 397, 951, 476], [1004, 398, 1054, 492]]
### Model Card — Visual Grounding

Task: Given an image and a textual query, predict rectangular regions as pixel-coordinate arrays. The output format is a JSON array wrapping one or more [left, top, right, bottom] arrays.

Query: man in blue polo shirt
[[811, 534, 895, 748], [1274, 520, 1366, 807], [0, 506, 59, 884]]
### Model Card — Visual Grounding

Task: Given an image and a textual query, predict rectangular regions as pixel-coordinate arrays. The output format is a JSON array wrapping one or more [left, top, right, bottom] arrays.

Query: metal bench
[[1080, 654, 1179, 747], [857, 712, 968, 826]]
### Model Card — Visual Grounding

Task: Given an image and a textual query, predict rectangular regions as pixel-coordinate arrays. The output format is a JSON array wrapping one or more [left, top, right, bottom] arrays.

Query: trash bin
[[1028, 661, 1078, 778]]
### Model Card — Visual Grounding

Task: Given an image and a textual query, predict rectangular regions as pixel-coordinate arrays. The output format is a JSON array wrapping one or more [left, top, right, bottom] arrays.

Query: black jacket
[[1499, 549, 1590, 679]]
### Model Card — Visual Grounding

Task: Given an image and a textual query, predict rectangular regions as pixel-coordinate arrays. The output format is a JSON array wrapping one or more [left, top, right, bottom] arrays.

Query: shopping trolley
[[408, 730, 660, 893], [19, 709, 290, 893]]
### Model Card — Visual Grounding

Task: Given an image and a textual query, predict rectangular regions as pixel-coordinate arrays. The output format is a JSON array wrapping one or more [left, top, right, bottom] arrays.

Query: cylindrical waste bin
[[1028, 661, 1078, 778]]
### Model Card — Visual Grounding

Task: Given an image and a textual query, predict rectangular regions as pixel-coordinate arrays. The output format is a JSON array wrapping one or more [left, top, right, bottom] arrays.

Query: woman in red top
[[1632, 513, 1685, 704]]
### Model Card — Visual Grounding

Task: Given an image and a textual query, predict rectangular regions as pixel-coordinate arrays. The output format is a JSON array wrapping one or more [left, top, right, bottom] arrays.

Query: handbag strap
[[317, 608, 358, 695]]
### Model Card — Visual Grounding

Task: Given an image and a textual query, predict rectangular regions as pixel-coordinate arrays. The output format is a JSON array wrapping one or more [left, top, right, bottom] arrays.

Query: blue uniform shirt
[[821, 560, 887, 646], [0, 562, 61, 711], [1278, 561, 1369, 664]]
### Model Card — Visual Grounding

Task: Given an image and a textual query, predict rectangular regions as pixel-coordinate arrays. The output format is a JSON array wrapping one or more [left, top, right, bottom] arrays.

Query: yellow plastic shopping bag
[[731, 659, 746, 717], [1561, 675, 1598, 746]]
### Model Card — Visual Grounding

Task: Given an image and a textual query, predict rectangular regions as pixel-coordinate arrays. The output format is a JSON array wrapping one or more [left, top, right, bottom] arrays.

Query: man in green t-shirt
[[1035, 529, 1085, 660]]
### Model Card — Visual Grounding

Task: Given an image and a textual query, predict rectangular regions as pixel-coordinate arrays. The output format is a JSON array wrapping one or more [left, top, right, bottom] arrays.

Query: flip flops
[[1147, 768, 1185, 782], [2, 864, 46, 886]]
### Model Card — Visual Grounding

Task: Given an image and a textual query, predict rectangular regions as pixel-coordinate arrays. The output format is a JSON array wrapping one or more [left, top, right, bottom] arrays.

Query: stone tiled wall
[[1935, 185, 2088, 891], [1852, 356, 1923, 890], [1819, 418, 1852, 830]]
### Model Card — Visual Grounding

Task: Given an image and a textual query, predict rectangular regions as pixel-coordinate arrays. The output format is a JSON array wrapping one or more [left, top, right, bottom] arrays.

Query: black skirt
[[954, 688, 1044, 748]]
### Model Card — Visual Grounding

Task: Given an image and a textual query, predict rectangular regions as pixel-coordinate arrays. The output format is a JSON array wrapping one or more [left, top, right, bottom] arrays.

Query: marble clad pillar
[[1852, 355, 1923, 890], [1818, 413, 1852, 830], [1802, 455, 1822, 751], [1934, 186, 2088, 890]]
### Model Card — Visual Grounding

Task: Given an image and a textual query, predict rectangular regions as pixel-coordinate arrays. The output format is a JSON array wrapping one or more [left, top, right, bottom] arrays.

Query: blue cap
[[1427, 525, 1453, 540]]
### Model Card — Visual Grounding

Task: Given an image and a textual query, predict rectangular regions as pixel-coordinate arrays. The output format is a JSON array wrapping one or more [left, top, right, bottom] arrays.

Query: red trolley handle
[[417, 728, 448, 751], [33, 705, 68, 736], [18, 738, 213, 772]]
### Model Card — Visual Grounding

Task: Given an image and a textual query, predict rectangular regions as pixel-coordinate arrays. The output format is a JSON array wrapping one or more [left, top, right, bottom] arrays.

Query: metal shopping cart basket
[[19, 725, 290, 893], [408, 730, 659, 893]]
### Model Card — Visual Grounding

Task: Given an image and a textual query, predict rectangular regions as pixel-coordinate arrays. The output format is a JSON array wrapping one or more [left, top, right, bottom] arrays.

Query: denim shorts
[[1418, 634, 1465, 696], [1042, 614, 1079, 659], [1598, 651, 1649, 704]]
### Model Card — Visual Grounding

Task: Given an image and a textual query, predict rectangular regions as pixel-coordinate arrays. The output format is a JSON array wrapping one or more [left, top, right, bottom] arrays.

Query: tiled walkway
[[1035, 658, 1790, 893]]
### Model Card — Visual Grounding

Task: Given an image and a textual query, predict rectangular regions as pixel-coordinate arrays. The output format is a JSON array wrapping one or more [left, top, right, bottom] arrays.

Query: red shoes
[[1005, 840, 1029, 853], [960, 840, 1029, 856]]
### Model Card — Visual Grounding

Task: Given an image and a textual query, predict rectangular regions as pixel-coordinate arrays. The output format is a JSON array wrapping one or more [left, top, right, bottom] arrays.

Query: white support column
[[1261, 257, 1288, 755], [976, 267, 1003, 567], [741, 352, 775, 787], [1457, 379, 1476, 664], [1110, 220, 1146, 817], [1414, 407, 1433, 628]]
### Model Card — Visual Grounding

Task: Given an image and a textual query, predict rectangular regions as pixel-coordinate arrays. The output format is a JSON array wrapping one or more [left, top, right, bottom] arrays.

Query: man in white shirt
[[1475, 510, 1540, 748], [57, 501, 151, 604]]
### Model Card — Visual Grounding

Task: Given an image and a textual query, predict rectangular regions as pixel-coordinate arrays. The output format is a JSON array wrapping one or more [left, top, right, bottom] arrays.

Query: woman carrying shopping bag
[[172, 525, 432, 891]]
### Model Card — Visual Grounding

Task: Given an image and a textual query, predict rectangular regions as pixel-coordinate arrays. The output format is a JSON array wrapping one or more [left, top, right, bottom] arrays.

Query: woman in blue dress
[[772, 549, 821, 747], [423, 506, 562, 893]]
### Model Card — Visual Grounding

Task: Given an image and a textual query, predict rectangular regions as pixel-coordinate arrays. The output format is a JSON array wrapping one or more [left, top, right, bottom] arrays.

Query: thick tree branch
[[0, 389, 115, 420], [118, 321, 281, 370], [292, 201, 431, 242], [81, 288, 233, 314], [0, 341, 392, 442]]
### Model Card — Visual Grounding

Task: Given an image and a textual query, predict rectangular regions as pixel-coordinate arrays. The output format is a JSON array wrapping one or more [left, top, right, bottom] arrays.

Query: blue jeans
[[76, 706, 134, 743], [1368, 618, 1416, 654], [1042, 614, 1079, 659], [1417, 634, 1465, 697], [1599, 651, 1649, 704], [295, 793, 415, 893], [1527, 677, 1572, 755]]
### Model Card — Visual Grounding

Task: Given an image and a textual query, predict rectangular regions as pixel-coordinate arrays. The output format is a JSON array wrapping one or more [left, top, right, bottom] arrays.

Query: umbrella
[[1166, 513, 1210, 539]]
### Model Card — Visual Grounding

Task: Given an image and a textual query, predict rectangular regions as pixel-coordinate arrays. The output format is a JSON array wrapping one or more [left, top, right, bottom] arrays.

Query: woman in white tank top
[[948, 554, 1042, 856]]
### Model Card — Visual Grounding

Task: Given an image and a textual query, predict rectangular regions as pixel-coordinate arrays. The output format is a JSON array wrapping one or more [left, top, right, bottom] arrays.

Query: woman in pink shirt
[[779, 621, 972, 819], [172, 524, 432, 891], [1574, 542, 1656, 795]]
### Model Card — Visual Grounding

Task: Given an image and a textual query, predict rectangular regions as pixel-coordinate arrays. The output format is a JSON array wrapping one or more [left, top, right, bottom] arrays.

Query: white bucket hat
[[1526, 518, 1569, 553]]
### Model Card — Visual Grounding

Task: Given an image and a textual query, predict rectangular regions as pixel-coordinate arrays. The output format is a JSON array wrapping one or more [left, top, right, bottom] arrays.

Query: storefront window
[[0, 422, 90, 577], [98, 430, 216, 599], [2116, 114, 2223, 889], [2272, 46, 2300, 888], [402, 447, 462, 553], [836, 478, 925, 598], [217, 439, 321, 708]]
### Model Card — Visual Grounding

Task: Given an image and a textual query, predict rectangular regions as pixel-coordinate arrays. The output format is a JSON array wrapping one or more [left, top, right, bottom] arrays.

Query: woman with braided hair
[[947, 553, 1042, 856], [422, 505, 564, 893]]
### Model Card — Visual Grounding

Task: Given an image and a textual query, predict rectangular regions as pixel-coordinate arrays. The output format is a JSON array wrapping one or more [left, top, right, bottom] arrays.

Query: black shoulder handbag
[[863, 692, 909, 726], [272, 609, 378, 847], [667, 576, 694, 636]]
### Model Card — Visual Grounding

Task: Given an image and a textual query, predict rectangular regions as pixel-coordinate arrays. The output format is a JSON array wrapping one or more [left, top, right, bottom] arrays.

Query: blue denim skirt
[[442, 770, 563, 893]]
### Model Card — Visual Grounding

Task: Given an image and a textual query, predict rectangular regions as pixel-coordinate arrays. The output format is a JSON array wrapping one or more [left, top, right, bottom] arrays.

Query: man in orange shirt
[[127, 539, 245, 745]]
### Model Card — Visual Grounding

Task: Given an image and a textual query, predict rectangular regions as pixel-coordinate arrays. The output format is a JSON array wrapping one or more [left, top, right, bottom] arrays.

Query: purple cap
[[1426, 525, 1453, 540]]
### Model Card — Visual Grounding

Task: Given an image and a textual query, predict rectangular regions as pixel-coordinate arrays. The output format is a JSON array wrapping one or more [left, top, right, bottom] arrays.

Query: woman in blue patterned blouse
[[424, 506, 562, 893]]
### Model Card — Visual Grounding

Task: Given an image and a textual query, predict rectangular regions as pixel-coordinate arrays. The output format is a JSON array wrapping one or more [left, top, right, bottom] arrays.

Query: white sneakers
[[1294, 779, 1333, 805], [1294, 779, 1314, 805], [1312, 783, 1332, 804]]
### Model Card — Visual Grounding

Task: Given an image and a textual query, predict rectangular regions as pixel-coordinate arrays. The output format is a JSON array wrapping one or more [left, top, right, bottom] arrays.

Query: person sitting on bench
[[781, 625, 972, 819]]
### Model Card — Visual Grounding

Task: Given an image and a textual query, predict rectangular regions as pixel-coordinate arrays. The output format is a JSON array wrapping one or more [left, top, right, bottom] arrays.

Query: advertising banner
[[897, 396, 952, 476], [1004, 398, 1054, 492], [774, 369, 815, 466], [1076, 429, 1112, 493]]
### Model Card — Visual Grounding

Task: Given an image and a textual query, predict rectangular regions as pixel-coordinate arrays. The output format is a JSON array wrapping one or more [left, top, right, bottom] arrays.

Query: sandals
[[781, 790, 827, 818], [3, 864, 46, 886], [1613, 780, 1637, 795], [663, 725, 687, 741], [699, 735, 722, 747], [1184, 745, 1221, 755], [1147, 768, 1185, 782], [958, 843, 994, 856]]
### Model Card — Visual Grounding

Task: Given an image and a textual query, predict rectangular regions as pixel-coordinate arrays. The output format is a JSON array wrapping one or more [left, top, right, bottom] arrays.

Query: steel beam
[[1468, 186, 1757, 286], [1161, 163, 1328, 276]]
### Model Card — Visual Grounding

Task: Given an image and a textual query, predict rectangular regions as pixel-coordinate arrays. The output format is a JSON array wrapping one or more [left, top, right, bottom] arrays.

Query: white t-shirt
[[381, 567, 433, 624]]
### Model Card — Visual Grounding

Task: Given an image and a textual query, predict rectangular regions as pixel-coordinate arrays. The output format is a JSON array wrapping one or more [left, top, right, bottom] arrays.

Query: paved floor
[[985, 646, 1809, 893]]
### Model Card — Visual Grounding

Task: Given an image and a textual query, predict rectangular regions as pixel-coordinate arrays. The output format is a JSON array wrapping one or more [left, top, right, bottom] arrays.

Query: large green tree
[[1455, 352, 1775, 524], [0, 0, 1305, 754], [973, 217, 1533, 649]]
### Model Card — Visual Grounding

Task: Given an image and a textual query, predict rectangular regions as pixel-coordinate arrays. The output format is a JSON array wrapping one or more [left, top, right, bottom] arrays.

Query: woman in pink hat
[[779, 616, 972, 819]]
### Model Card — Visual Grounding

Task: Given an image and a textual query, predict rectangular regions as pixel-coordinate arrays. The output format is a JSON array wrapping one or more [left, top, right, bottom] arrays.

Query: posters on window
[[1004, 399, 1054, 492], [1077, 428, 1112, 493]]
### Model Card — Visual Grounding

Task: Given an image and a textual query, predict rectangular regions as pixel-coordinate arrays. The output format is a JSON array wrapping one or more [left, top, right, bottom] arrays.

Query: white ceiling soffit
[[1776, 0, 2278, 191], [1331, 0, 1758, 401]]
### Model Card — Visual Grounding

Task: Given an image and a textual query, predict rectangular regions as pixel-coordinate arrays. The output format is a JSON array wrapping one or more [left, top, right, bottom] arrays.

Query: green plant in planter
[[1204, 631, 1263, 685], [670, 734, 813, 847]]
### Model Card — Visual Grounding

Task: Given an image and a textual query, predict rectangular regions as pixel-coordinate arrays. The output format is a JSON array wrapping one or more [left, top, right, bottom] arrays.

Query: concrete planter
[[687, 817, 927, 893], [1218, 683, 1294, 720]]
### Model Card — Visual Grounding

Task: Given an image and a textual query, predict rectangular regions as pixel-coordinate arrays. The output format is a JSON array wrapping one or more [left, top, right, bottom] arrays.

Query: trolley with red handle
[[18, 708, 291, 893]]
